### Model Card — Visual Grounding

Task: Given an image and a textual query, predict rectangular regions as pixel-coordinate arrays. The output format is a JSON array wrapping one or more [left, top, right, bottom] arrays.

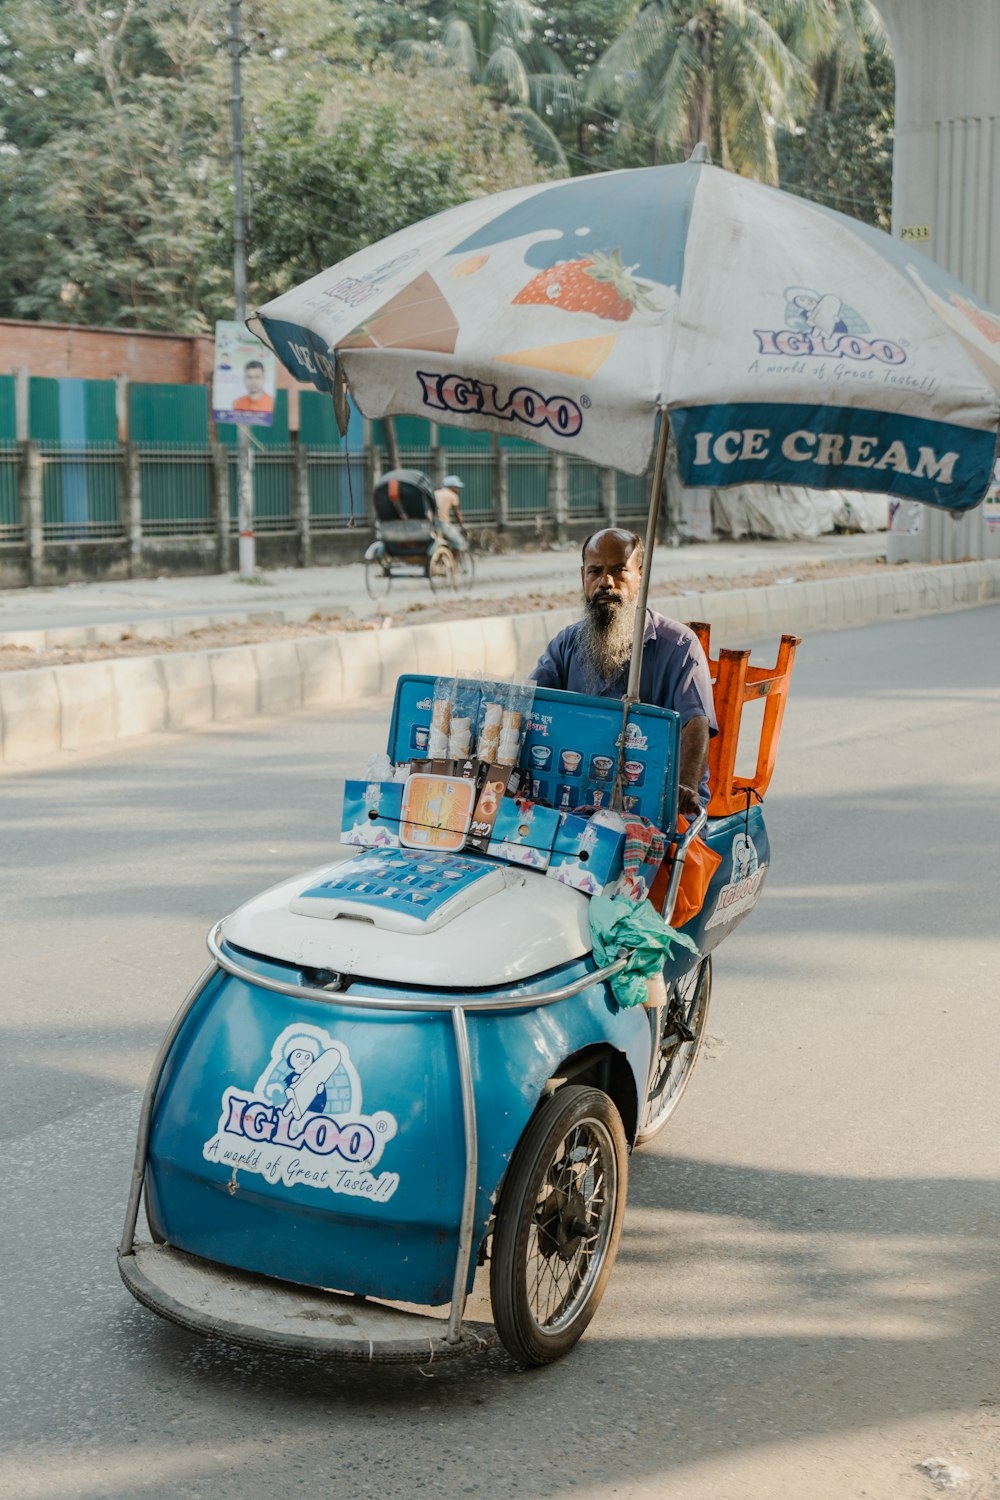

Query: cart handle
[[206, 923, 631, 1011]]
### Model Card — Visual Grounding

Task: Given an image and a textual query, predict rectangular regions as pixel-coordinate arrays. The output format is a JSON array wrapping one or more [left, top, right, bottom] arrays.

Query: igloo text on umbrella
[[417, 371, 584, 437]]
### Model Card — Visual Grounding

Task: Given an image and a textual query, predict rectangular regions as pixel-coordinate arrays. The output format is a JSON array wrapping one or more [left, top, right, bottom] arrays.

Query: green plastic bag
[[589, 894, 699, 1009]]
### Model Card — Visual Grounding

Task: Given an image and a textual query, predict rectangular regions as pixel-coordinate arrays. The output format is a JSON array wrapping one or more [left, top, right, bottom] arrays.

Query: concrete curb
[[0, 604, 345, 654], [3, 559, 1000, 768]]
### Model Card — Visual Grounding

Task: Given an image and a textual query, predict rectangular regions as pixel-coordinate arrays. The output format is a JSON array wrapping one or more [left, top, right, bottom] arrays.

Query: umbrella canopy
[[250, 156, 1000, 513]]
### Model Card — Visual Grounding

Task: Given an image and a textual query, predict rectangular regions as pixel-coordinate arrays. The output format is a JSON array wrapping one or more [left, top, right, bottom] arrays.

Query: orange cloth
[[233, 392, 274, 412], [648, 814, 723, 928]]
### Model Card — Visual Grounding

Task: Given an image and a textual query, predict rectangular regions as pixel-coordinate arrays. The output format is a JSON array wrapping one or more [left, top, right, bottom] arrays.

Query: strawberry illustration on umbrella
[[512, 249, 661, 322]]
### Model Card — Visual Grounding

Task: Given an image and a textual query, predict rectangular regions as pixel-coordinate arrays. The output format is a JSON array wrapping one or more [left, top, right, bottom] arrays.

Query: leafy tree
[[778, 37, 893, 228], [0, 0, 234, 330], [248, 61, 549, 294]]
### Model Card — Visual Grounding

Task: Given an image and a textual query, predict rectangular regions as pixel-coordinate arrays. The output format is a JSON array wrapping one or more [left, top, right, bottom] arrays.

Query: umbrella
[[250, 148, 1000, 515], [249, 148, 1000, 698]]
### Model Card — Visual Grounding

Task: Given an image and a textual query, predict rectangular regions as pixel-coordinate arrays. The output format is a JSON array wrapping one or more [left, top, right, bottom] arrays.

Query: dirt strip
[[0, 556, 900, 671]]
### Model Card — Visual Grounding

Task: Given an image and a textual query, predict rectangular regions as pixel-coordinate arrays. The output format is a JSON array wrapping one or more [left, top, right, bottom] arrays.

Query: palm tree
[[785, 0, 889, 120], [585, 0, 850, 182], [391, 0, 578, 168]]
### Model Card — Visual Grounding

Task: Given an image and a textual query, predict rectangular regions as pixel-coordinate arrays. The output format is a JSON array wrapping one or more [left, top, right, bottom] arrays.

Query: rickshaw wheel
[[455, 547, 476, 587], [365, 556, 392, 600], [635, 954, 713, 1146], [427, 544, 456, 592], [490, 1084, 628, 1367]]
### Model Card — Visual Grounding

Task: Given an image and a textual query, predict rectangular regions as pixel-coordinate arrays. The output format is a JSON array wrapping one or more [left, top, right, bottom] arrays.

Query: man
[[233, 359, 274, 414], [434, 474, 468, 552], [530, 528, 716, 817]]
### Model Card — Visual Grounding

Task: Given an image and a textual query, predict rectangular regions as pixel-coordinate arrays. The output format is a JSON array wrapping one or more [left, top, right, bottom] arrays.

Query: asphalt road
[[2, 605, 998, 1500]]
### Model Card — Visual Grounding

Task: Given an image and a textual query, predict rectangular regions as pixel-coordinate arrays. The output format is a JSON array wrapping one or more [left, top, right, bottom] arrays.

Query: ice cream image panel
[[496, 336, 617, 379], [338, 271, 459, 354]]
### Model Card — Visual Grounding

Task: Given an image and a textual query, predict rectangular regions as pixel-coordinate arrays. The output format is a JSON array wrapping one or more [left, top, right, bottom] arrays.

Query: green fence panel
[[140, 450, 213, 534], [371, 415, 431, 449], [217, 388, 290, 448], [615, 470, 649, 519], [131, 383, 210, 447], [436, 423, 492, 451], [437, 454, 494, 519], [83, 380, 117, 441], [28, 378, 61, 443], [228, 446, 293, 527], [299, 390, 341, 448], [41, 445, 122, 537], [28, 378, 120, 534], [301, 391, 366, 452], [567, 460, 604, 519], [307, 452, 369, 526], [0, 443, 19, 534], [0, 376, 16, 441], [506, 453, 550, 520]]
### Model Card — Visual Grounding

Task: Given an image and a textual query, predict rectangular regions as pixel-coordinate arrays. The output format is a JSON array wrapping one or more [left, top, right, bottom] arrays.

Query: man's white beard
[[578, 595, 639, 689]]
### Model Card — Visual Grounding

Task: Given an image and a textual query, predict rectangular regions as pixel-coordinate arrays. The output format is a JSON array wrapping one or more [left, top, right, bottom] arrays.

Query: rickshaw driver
[[434, 474, 469, 554], [530, 528, 716, 819]]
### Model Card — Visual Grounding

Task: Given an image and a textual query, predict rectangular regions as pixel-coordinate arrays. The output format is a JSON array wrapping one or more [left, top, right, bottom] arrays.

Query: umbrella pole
[[625, 411, 670, 703]]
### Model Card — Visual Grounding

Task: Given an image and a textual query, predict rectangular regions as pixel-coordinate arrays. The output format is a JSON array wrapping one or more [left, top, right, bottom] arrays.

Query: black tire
[[364, 556, 392, 601], [427, 544, 456, 592], [455, 547, 475, 587], [634, 955, 712, 1146], [490, 1084, 628, 1367]]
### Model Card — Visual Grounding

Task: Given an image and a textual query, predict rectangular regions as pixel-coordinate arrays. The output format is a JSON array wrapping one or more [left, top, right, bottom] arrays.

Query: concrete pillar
[[294, 444, 312, 568], [366, 421, 382, 486], [23, 441, 43, 584], [601, 467, 617, 527], [114, 374, 130, 443], [876, 0, 1000, 562], [14, 367, 29, 441], [550, 452, 569, 541], [496, 445, 509, 529], [122, 441, 143, 576], [430, 423, 445, 486], [211, 442, 231, 574]]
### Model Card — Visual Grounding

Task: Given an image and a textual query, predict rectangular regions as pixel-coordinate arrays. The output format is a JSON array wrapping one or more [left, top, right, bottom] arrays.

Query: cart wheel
[[427, 545, 456, 592], [365, 556, 392, 601], [455, 547, 476, 588], [490, 1084, 628, 1367], [635, 955, 712, 1146]]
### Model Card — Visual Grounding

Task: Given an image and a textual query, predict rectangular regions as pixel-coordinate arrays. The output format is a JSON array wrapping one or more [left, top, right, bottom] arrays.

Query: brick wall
[[0, 318, 312, 428]]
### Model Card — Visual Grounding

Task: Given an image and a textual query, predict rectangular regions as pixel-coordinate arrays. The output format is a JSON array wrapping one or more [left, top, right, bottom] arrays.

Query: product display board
[[387, 676, 680, 835]]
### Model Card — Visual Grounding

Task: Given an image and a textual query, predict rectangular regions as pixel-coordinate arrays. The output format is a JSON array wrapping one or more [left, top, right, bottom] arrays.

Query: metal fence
[[3, 439, 653, 557], [0, 442, 20, 541], [41, 443, 123, 541], [141, 448, 213, 536], [307, 452, 370, 530]]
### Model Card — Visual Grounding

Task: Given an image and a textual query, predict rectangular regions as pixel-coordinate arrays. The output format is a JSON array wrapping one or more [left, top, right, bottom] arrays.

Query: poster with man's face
[[212, 320, 277, 426]]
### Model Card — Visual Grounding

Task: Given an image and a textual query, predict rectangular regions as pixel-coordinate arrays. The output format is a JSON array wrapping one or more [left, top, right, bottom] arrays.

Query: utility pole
[[228, 0, 255, 577]]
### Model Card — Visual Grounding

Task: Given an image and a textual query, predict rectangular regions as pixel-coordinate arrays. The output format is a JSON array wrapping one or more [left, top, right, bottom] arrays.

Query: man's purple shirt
[[530, 609, 717, 803]]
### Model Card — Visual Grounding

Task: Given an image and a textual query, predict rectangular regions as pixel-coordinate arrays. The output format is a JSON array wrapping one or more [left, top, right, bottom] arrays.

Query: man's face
[[244, 364, 265, 396], [581, 533, 642, 625]]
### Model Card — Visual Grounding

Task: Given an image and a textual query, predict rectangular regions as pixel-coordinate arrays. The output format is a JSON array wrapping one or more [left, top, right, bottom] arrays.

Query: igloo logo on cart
[[704, 834, 768, 930], [203, 1024, 399, 1204]]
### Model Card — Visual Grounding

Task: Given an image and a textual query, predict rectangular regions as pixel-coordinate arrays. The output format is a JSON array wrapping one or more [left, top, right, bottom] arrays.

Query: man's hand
[[678, 716, 709, 819]]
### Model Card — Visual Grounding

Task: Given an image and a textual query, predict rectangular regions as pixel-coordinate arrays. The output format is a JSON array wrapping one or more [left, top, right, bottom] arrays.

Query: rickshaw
[[117, 598, 798, 1366], [364, 468, 474, 600]]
